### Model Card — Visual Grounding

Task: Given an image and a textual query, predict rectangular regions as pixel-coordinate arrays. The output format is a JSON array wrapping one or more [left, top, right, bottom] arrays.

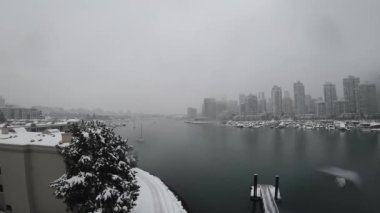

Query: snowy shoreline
[[132, 168, 187, 213]]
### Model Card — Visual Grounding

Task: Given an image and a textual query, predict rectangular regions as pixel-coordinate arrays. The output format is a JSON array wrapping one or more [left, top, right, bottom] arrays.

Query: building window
[[0, 185, 3, 192], [6, 205, 12, 212]]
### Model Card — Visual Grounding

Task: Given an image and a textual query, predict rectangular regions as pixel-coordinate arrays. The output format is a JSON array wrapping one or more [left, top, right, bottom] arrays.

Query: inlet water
[[116, 118, 380, 213]]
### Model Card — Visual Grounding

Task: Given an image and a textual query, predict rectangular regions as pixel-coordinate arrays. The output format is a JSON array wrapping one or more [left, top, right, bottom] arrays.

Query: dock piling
[[253, 174, 258, 199], [275, 175, 280, 200]]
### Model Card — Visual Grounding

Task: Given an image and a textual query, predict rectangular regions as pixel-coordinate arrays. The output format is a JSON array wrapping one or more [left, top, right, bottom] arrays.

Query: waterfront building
[[0, 107, 42, 120], [323, 82, 338, 117], [293, 81, 305, 115], [267, 98, 273, 114], [271, 86, 282, 116], [333, 99, 346, 117], [0, 127, 68, 212], [282, 90, 294, 116], [245, 94, 258, 115], [343, 76, 360, 114], [359, 83, 377, 115], [187, 107, 197, 119], [216, 100, 227, 118], [316, 98, 326, 117], [226, 100, 239, 115], [202, 98, 217, 120], [239, 94, 247, 115], [305, 95, 316, 114], [258, 92, 267, 113]]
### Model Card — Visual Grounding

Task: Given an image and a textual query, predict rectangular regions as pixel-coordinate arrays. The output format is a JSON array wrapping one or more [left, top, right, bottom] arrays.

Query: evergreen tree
[[50, 121, 139, 212]]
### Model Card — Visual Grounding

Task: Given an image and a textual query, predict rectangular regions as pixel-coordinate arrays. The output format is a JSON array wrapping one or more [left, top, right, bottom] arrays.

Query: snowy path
[[132, 168, 187, 213]]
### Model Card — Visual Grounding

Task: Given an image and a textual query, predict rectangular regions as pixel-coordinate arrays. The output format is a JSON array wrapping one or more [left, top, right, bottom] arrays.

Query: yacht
[[370, 122, 380, 132]]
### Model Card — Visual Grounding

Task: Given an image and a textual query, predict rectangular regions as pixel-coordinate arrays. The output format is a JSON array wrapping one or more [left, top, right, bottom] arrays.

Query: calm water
[[116, 118, 380, 213]]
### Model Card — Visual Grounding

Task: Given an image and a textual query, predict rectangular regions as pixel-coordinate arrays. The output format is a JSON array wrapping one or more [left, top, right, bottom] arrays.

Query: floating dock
[[250, 174, 281, 213]]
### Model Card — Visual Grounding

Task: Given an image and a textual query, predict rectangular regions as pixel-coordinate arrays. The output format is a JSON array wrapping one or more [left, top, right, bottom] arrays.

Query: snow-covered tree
[[50, 121, 139, 212]]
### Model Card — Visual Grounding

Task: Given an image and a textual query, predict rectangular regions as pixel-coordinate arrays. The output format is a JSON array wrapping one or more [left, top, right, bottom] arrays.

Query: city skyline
[[193, 74, 379, 120], [1, 1, 380, 114], [1, 74, 379, 115]]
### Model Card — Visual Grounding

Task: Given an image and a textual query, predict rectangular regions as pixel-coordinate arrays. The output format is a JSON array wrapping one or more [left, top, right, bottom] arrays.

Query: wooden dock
[[250, 174, 281, 213]]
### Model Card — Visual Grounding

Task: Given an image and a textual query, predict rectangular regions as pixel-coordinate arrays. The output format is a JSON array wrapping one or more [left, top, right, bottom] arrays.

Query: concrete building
[[271, 86, 282, 116], [245, 94, 258, 115], [0, 127, 69, 213], [202, 98, 217, 120], [343, 76, 360, 114], [359, 83, 377, 115], [323, 82, 338, 117], [293, 81, 305, 115], [0, 108, 42, 120], [187, 107, 197, 119]]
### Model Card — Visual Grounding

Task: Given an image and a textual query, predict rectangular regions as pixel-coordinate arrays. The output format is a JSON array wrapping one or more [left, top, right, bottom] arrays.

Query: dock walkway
[[250, 184, 281, 213]]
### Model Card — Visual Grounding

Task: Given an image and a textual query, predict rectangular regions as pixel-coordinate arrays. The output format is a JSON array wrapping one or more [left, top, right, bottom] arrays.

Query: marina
[[118, 118, 380, 213]]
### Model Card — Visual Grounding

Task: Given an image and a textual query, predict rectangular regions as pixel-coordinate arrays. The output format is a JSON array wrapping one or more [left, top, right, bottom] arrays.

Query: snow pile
[[132, 168, 187, 213]]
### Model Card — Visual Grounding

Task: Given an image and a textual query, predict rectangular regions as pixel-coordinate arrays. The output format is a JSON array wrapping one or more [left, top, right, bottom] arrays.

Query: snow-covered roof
[[0, 127, 62, 147]]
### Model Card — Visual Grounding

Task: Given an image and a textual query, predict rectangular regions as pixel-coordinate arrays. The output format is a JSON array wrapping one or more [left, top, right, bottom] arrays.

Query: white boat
[[359, 122, 371, 132], [338, 122, 349, 132], [370, 122, 380, 132]]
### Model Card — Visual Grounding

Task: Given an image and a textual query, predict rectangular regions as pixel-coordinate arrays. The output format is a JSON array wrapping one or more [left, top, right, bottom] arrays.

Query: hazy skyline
[[1, 0, 380, 114]]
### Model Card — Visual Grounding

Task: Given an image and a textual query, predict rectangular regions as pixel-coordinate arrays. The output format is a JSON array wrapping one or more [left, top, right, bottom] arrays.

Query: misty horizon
[[1, 0, 380, 114]]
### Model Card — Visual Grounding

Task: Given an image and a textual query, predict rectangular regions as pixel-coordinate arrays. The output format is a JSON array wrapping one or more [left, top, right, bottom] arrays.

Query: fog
[[1, 0, 379, 114]]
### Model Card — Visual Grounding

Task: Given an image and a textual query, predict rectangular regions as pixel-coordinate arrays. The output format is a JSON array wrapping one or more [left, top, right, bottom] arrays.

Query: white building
[[0, 127, 68, 213]]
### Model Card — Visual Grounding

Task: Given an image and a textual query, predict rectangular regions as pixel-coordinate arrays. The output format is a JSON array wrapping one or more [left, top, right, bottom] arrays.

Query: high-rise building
[[216, 100, 227, 117], [226, 100, 239, 114], [343, 76, 360, 114], [323, 82, 337, 116], [267, 98, 273, 114], [282, 90, 293, 116], [187, 107, 197, 119], [316, 98, 326, 117], [239, 94, 247, 115], [202, 98, 217, 120], [304, 95, 315, 114], [271, 85, 282, 116], [293, 81, 305, 115], [333, 99, 346, 116], [258, 92, 267, 113], [0, 96, 5, 108], [359, 83, 377, 115], [246, 94, 258, 115]]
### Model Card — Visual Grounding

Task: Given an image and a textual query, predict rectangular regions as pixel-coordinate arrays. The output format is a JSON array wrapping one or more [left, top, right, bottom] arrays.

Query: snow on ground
[[132, 168, 187, 213]]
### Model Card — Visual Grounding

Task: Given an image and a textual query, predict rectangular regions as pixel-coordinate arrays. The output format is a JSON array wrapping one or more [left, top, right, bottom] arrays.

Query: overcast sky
[[1, 0, 380, 114]]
